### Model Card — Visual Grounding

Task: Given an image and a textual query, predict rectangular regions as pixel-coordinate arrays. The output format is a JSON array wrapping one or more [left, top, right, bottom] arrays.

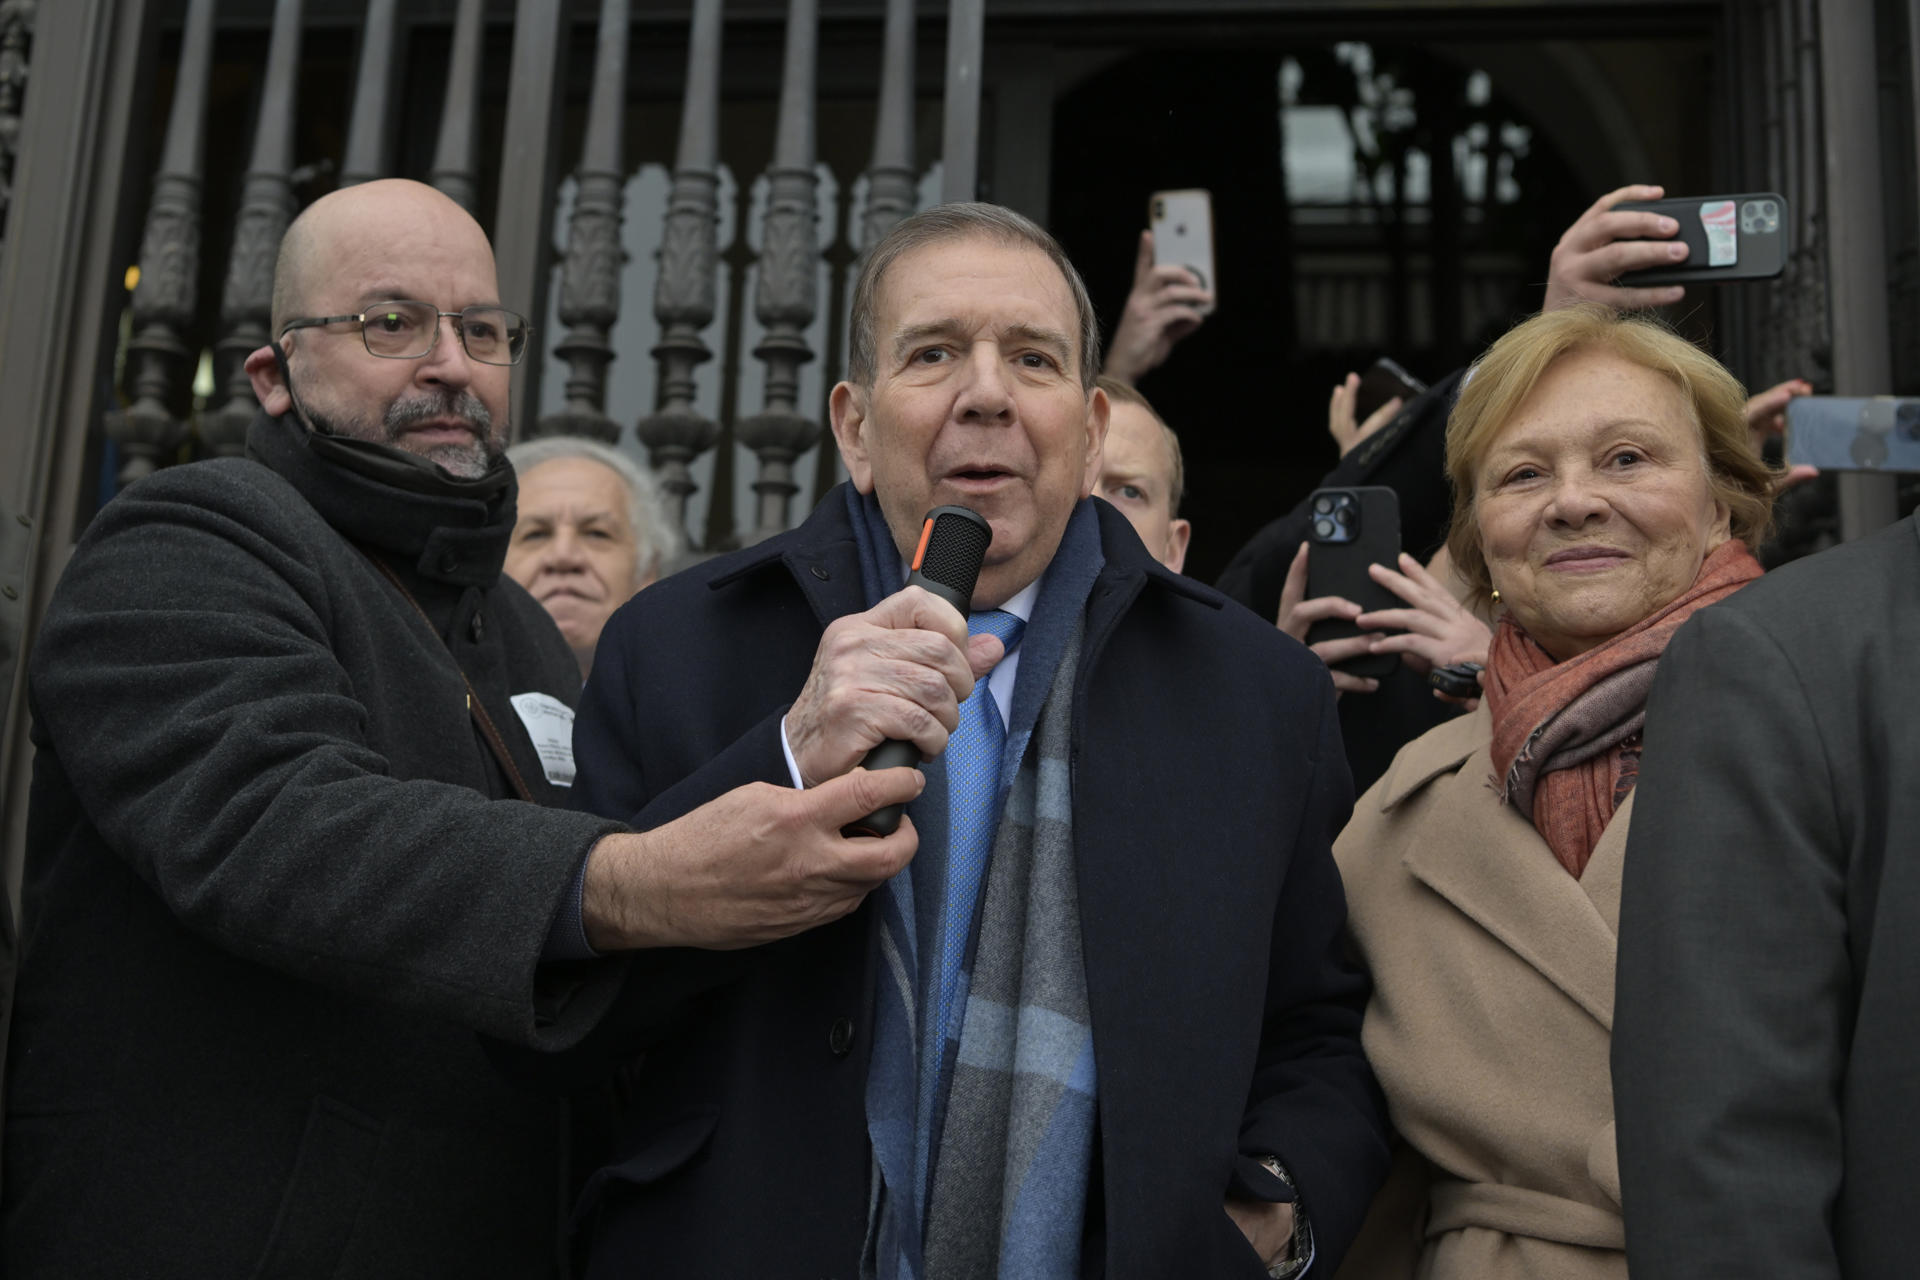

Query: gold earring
[[1490, 589, 1502, 605]]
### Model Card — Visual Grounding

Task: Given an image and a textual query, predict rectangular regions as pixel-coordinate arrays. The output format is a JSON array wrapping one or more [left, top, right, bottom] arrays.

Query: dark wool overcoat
[[3, 414, 624, 1279], [562, 488, 1392, 1280]]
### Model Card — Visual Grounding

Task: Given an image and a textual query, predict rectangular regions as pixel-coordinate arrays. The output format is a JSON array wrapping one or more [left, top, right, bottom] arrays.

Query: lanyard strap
[[359, 550, 536, 803]]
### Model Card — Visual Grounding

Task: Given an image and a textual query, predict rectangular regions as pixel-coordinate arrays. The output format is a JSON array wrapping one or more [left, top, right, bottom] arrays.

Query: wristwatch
[[1258, 1156, 1311, 1279]]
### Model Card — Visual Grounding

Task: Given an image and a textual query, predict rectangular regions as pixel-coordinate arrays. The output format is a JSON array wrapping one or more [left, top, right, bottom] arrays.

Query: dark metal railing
[[102, 0, 980, 556], [541, 0, 633, 446], [636, 0, 726, 539], [110, 0, 216, 486]]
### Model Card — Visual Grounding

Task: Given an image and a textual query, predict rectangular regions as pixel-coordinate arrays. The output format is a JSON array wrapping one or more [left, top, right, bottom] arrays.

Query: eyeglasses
[[278, 300, 532, 366]]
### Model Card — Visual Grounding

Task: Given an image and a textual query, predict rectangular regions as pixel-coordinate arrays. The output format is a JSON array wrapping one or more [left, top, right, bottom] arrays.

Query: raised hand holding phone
[[1105, 224, 1214, 384]]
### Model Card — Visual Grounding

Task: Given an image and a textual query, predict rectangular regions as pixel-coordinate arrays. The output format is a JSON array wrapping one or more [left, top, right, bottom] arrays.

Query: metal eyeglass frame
[[276, 300, 532, 366]]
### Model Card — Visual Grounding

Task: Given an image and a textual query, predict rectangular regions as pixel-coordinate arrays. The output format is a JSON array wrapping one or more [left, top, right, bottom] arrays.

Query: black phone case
[[1303, 485, 1402, 680], [1354, 358, 1426, 423], [1615, 193, 1788, 285]]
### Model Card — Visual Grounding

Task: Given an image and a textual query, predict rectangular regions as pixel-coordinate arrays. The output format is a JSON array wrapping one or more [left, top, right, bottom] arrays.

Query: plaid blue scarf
[[850, 488, 1103, 1279]]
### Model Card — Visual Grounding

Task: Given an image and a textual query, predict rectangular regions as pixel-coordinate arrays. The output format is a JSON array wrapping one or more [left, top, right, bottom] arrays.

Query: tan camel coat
[[1331, 704, 1628, 1280]]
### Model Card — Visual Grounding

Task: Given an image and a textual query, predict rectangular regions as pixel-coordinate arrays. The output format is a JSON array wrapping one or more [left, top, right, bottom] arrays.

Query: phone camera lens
[[1314, 496, 1333, 514], [1761, 201, 1778, 218], [1898, 402, 1920, 443], [1313, 518, 1335, 539], [1334, 506, 1353, 525]]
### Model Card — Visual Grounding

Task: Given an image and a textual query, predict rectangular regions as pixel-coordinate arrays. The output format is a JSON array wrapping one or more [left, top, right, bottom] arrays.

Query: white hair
[[505, 435, 681, 580]]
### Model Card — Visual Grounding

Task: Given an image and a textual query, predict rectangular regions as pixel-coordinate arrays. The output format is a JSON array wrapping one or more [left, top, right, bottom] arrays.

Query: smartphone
[[1787, 396, 1920, 472], [1615, 193, 1789, 286], [1149, 188, 1215, 311], [1303, 486, 1402, 679], [1429, 661, 1484, 700], [1354, 357, 1427, 423]]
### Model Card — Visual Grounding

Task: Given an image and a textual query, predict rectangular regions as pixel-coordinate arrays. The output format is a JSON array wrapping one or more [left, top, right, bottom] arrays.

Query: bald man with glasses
[[2, 179, 922, 1278]]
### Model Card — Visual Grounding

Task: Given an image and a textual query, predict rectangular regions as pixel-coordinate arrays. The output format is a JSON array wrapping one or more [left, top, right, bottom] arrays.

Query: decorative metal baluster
[[860, 0, 915, 255], [940, 0, 985, 203], [815, 0, 917, 502], [106, 0, 215, 485], [0, 0, 34, 257], [429, 0, 485, 212], [736, 0, 819, 540], [703, 173, 753, 552], [206, 0, 302, 457], [339, 0, 401, 187], [809, 187, 856, 503], [536, 0, 629, 443], [635, 0, 724, 540]]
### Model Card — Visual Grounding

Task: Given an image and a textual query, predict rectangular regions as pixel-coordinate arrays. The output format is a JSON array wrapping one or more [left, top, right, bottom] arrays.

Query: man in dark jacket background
[[568, 203, 1389, 1279], [0, 179, 920, 1278]]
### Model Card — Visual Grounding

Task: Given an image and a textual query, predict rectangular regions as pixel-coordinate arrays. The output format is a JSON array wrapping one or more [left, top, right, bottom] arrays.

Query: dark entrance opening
[[1050, 43, 1592, 584]]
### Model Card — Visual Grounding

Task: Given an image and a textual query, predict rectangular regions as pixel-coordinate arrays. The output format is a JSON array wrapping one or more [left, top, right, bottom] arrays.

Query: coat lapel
[[1578, 791, 1632, 935], [1395, 718, 1622, 1031]]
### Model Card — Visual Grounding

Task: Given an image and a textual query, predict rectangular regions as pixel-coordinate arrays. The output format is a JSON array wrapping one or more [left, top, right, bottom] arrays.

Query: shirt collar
[[891, 559, 1041, 624]]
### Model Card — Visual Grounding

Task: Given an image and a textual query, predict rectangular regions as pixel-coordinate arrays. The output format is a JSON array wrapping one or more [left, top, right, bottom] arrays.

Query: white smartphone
[[1149, 188, 1215, 312]]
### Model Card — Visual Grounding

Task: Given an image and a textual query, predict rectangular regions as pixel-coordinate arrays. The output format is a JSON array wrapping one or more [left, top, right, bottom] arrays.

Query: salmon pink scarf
[[1484, 538, 1762, 876]]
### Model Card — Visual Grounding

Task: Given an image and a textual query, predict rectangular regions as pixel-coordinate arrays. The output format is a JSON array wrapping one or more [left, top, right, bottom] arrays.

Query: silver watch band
[[1258, 1156, 1312, 1279]]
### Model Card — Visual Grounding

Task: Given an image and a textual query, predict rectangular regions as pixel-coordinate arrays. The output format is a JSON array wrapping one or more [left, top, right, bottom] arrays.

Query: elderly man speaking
[[569, 204, 1389, 1279]]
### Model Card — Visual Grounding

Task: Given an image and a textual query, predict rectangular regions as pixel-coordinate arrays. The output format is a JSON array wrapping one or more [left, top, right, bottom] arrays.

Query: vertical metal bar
[[1763, 0, 1793, 384], [736, 0, 819, 540], [704, 181, 750, 552], [339, 0, 401, 186], [1909, 0, 1920, 191], [537, 0, 629, 443], [205, 0, 303, 457], [939, 0, 984, 203], [429, 0, 484, 213], [0, 0, 36, 257], [1818, 0, 1900, 536], [811, 195, 855, 502], [0, 0, 160, 944], [635, 0, 723, 542], [107, 0, 215, 485], [495, 0, 573, 441], [862, 0, 916, 253]]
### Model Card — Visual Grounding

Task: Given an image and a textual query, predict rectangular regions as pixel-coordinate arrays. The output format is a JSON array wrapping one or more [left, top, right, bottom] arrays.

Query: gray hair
[[505, 435, 681, 581], [847, 202, 1102, 390]]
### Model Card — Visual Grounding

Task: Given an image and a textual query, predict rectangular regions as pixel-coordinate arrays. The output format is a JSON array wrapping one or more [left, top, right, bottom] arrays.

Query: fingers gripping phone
[[1150, 188, 1215, 311], [1354, 357, 1427, 423], [1787, 396, 1920, 472], [1303, 486, 1402, 680], [1615, 192, 1789, 286]]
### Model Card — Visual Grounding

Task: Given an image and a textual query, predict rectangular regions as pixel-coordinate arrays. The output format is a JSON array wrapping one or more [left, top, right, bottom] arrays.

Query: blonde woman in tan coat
[[1325, 305, 1780, 1280]]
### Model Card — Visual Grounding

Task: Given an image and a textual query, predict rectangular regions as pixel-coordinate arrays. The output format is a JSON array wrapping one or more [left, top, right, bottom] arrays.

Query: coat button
[[469, 611, 484, 642], [828, 1016, 854, 1056], [439, 552, 459, 574], [810, 564, 830, 581]]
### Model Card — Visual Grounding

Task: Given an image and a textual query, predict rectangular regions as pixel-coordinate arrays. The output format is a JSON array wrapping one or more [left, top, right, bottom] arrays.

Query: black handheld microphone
[[843, 505, 993, 838]]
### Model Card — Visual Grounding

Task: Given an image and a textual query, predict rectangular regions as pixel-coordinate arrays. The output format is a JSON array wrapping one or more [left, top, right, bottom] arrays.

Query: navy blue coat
[[567, 489, 1389, 1278]]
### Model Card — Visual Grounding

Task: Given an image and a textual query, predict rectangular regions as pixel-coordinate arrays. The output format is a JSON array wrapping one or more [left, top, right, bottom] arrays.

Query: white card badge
[[1700, 200, 1738, 267], [509, 692, 576, 788]]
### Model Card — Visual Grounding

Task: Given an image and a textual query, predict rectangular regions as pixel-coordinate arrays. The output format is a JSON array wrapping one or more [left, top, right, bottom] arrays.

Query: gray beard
[[310, 389, 505, 480]]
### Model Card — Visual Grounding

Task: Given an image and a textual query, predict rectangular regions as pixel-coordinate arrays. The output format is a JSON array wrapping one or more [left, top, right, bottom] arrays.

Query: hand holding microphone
[[783, 507, 997, 833]]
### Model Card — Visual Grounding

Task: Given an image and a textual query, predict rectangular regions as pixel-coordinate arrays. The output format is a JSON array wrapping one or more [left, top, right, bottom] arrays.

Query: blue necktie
[[932, 608, 1026, 1054]]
